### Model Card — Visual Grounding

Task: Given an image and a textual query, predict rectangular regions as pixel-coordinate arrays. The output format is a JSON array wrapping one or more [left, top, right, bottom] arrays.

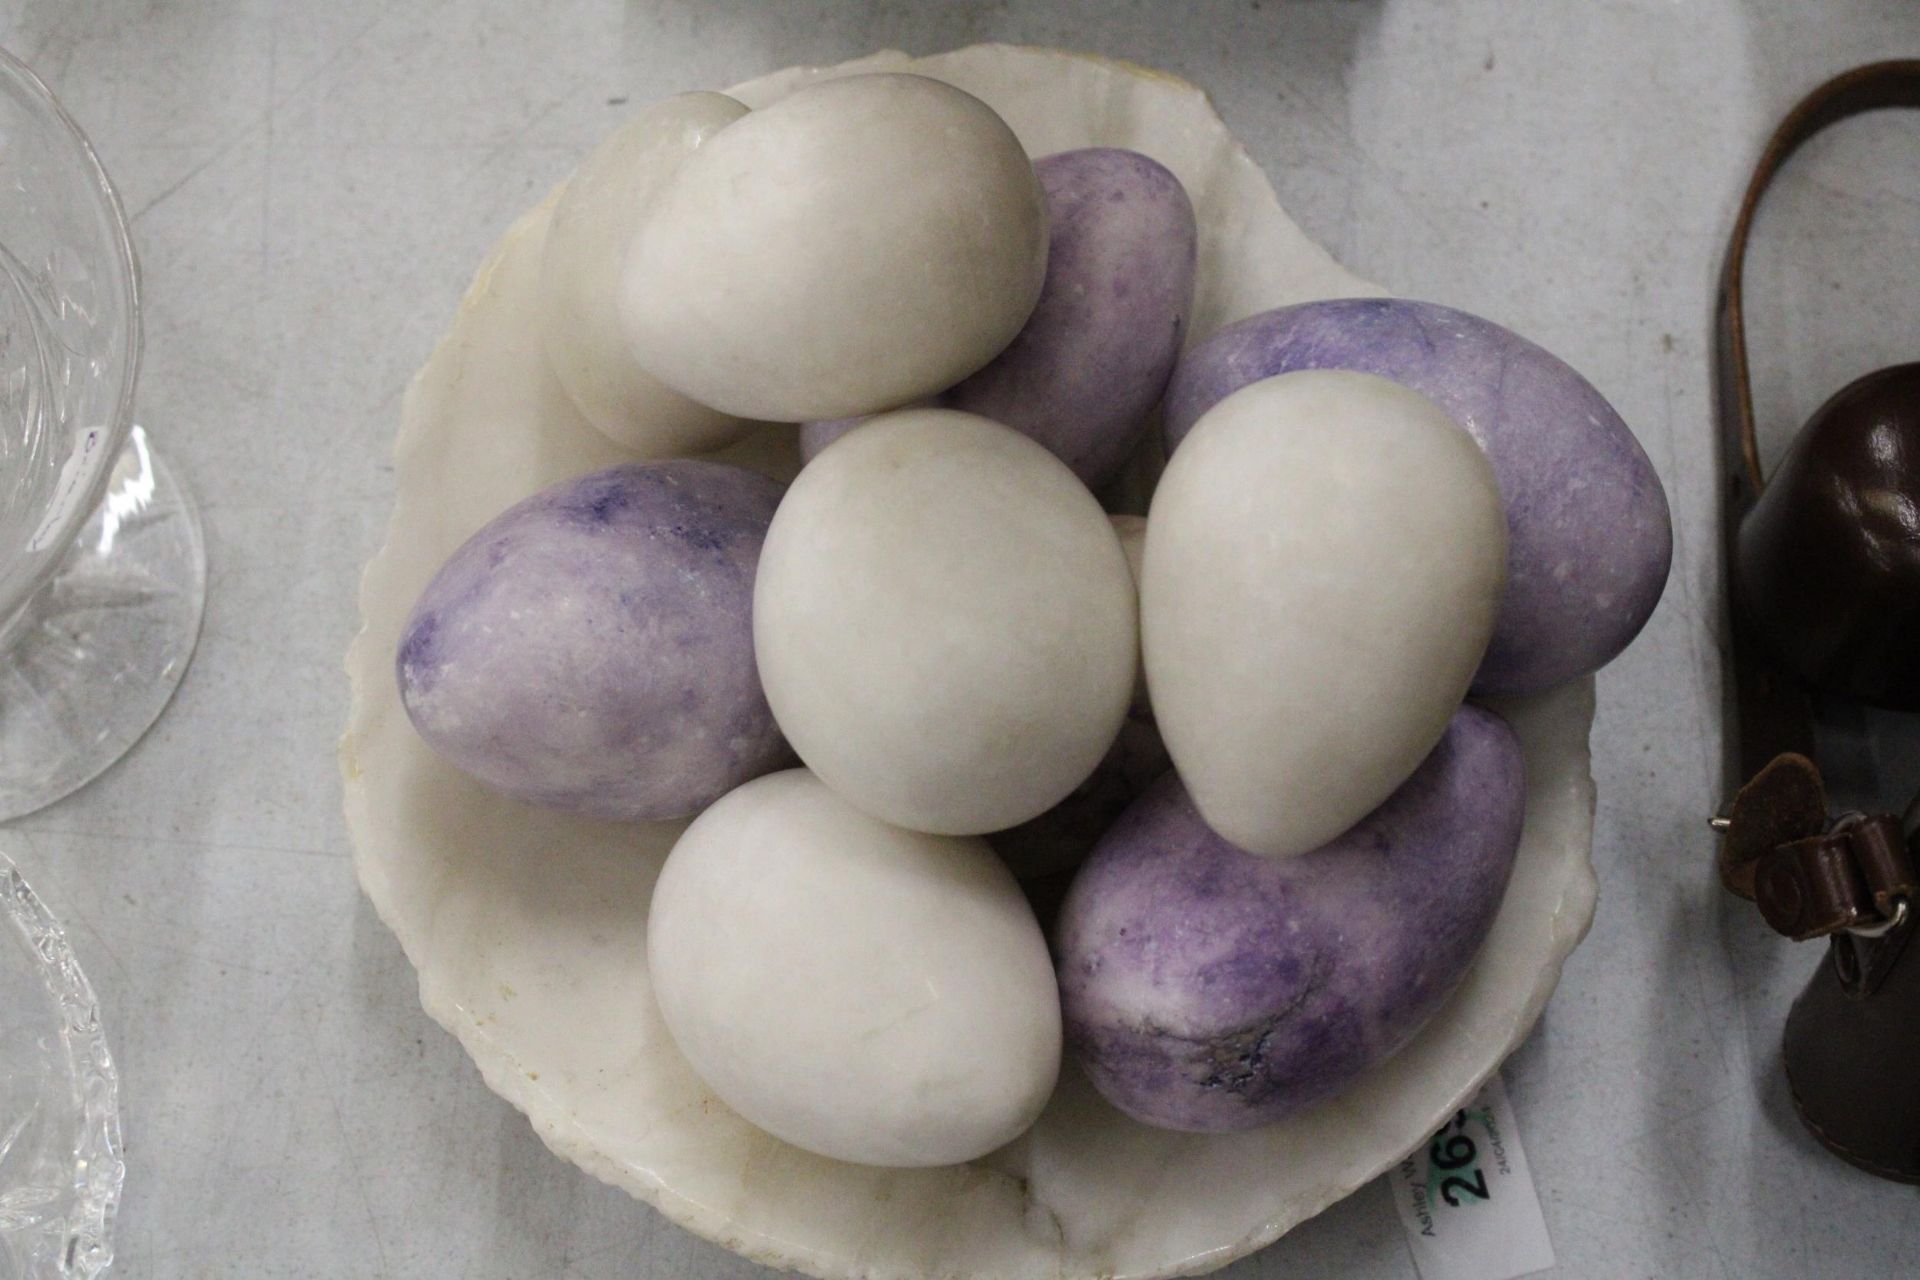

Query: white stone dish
[[342, 43, 1598, 1280]]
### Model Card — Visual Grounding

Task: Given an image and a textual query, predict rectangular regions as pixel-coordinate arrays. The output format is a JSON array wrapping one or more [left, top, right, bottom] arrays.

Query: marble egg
[[753, 408, 1137, 835], [1143, 371, 1506, 858], [945, 148, 1195, 489], [796, 150, 1196, 488], [538, 92, 755, 455], [1058, 705, 1526, 1132], [623, 73, 1047, 422], [1164, 298, 1672, 694], [396, 461, 788, 821], [647, 769, 1062, 1167]]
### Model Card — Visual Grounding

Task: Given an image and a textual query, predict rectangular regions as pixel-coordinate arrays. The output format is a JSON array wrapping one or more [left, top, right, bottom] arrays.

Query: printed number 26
[[1429, 1114, 1490, 1206]]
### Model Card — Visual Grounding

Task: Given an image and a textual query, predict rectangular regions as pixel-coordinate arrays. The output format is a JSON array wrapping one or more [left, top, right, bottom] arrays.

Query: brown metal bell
[[1735, 363, 1920, 709]]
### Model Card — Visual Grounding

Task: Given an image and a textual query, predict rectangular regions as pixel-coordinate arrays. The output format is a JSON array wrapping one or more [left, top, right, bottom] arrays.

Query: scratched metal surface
[[1, 2, 1918, 1276]]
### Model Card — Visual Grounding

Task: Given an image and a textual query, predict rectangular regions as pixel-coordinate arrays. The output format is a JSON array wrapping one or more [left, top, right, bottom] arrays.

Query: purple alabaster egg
[[1164, 298, 1671, 694], [801, 148, 1196, 487], [1056, 704, 1524, 1132], [947, 148, 1195, 488], [396, 460, 789, 821]]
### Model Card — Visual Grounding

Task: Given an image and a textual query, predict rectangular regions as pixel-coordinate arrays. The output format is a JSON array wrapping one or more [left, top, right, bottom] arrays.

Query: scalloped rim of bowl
[[342, 44, 1597, 1280]]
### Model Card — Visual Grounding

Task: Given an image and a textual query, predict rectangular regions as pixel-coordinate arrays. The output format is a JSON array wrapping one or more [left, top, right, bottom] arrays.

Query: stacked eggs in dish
[[394, 73, 1670, 1168]]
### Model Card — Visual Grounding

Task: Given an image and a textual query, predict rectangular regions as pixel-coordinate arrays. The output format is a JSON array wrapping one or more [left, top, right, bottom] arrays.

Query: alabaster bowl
[[342, 44, 1598, 1280]]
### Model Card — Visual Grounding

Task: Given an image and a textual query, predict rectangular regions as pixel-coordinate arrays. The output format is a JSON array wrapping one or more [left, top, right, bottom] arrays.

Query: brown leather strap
[[1714, 61, 1920, 779], [1717, 752, 1828, 899], [1716, 751, 1917, 941], [1846, 813, 1919, 915], [1717, 59, 1920, 504], [1754, 816, 1916, 941]]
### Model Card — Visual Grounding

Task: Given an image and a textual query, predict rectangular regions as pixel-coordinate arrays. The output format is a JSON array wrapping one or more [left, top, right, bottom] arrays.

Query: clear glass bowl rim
[[0, 45, 142, 625]]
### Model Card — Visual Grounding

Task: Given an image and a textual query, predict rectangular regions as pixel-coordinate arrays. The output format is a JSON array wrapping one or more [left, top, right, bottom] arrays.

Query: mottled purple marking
[[799, 148, 1197, 488], [1163, 298, 1672, 694], [396, 460, 791, 822], [1056, 705, 1526, 1132]]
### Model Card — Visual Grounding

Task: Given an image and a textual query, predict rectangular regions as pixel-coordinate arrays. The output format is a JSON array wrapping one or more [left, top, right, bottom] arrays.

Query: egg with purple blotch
[[1057, 704, 1526, 1133], [396, 460, 788, 821], [1164, 298, 1672, 694]]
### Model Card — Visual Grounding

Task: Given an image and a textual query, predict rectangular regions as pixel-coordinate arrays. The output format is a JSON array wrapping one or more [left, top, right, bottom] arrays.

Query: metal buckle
[[1848, 895, 1910, 939]]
